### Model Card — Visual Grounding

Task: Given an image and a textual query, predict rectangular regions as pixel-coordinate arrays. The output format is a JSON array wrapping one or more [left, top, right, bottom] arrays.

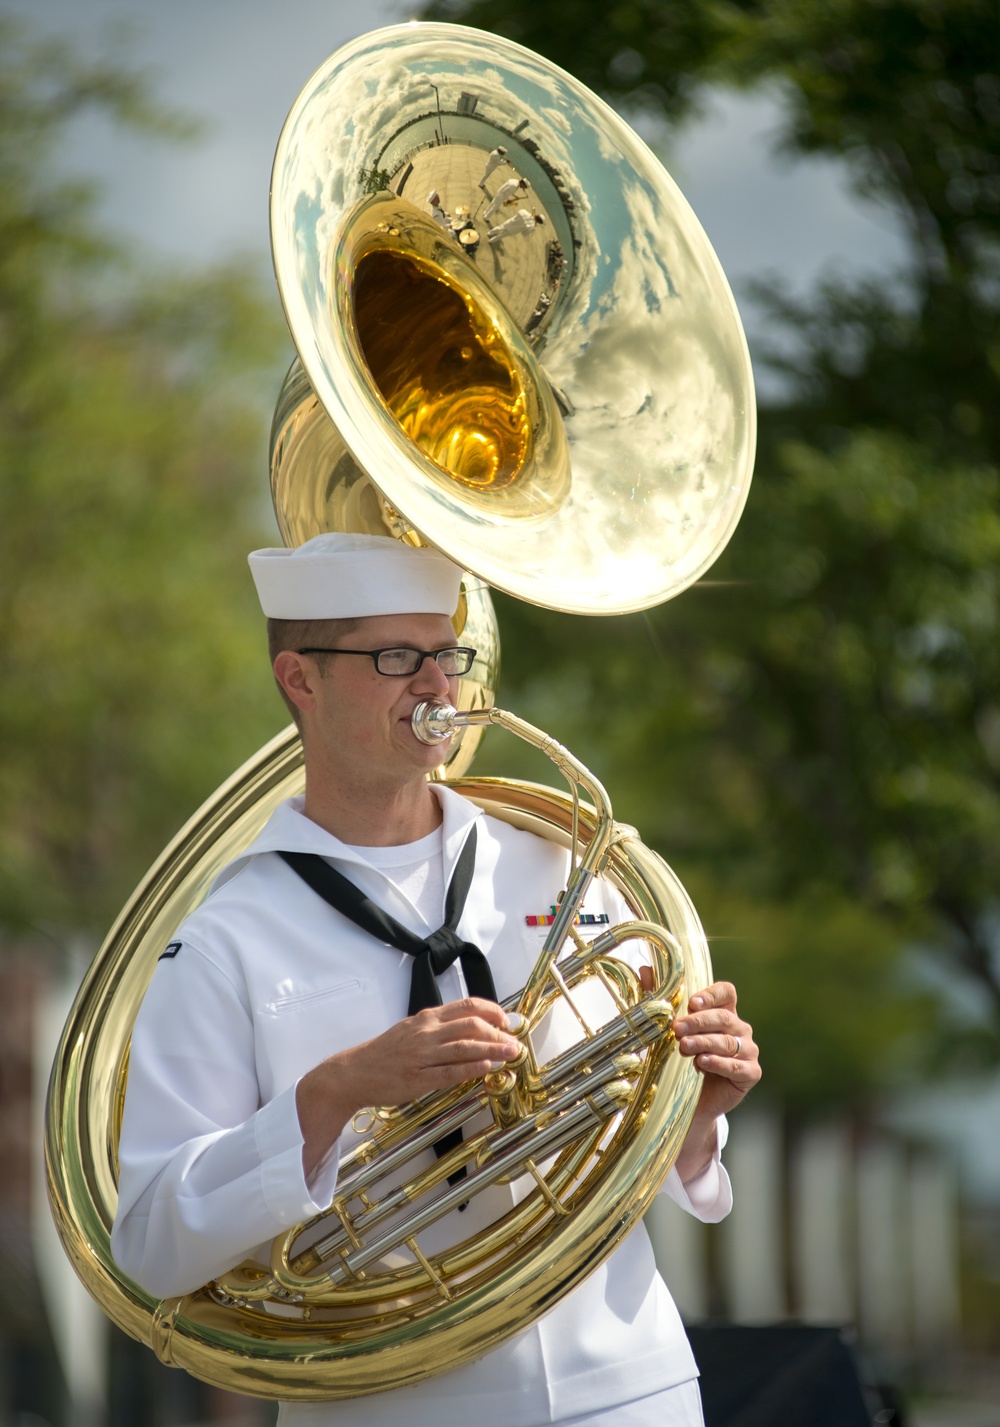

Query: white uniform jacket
[[483, 177, 524, 220], [488, 207, 539, 240], [113, 785, 732, 1427]]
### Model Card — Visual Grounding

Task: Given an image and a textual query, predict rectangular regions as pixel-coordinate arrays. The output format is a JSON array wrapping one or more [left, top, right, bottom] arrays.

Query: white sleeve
[[111, 942, 338, 1300], [659, 1114, 733, 1223]]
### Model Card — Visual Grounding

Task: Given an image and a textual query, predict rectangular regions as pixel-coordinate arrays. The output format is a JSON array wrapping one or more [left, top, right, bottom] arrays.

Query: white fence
[[645, 1104, 961, 1368]]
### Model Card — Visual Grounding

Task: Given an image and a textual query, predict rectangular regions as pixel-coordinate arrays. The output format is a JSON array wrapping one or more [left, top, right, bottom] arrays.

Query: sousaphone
[[45, 22, 755, 1399]]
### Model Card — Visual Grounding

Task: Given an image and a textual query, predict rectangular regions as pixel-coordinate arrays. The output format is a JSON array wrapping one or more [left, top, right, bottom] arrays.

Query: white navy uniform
[[483, 177, 526, 221], [478, 147, 508, 188], [488, 207, 540, 243], [113, 784, 731, 1426]]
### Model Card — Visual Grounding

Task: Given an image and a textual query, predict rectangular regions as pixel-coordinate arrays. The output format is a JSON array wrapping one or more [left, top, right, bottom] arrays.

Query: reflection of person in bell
[[488, 209, 545, 244], [483, 175, 530, 221], [111, 533, 761, 1427], [428, 190, 449, 227], [478, 143, 508, 190]]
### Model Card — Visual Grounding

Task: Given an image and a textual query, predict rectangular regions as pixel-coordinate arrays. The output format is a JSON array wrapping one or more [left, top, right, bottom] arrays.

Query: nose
[[411, 653, 454, 700]]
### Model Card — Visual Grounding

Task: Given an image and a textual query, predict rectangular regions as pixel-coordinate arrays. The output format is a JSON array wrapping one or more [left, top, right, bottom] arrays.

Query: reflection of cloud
[[547, 172, 755, 585], [540, 106, 571, 136]]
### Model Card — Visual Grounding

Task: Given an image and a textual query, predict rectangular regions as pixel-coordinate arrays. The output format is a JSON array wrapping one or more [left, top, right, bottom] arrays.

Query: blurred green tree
[[427, 0, 1000, 1090], [0, 19, 288, 943]]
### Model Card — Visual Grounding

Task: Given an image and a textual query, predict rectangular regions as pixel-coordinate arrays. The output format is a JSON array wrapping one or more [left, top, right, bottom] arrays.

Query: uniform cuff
[[306, 1139, 342, 1210], [664, 1114, 733, 1223], [253, 1082, 338, 1223]]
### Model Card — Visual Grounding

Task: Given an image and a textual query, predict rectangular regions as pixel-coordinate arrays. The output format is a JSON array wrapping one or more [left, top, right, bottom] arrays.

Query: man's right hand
[[295, 998, 520, 1178]]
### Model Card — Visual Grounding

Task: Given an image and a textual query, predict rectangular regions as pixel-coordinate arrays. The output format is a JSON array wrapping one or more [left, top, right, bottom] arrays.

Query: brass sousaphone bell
[[45, 22, 755, 1400]]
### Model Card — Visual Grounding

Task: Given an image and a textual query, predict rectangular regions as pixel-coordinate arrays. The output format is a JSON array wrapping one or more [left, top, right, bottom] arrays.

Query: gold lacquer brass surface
[[331, 192, 571, 524], [355, 249, 531, 494], [270, 22, 756, 613], [435, 575, 500, 780], [45, 727, 711, 1399]]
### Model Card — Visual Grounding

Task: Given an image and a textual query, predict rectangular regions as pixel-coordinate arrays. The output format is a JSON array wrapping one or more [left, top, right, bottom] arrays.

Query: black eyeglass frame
[[295, 645, 478, 677]]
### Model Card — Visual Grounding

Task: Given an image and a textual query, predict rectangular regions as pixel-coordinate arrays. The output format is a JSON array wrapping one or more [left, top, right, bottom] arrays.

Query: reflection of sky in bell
[[326, 32, 650, 316], [267, 22, 755, 612]]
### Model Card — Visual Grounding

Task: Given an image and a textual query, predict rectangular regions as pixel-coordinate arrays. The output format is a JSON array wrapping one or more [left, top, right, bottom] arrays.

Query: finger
[[433, 998, 513, 1030], [420, 1031, 520, 1066], [677, 1032, 746, 1059], [686, 981, 737, 1014], [408, 1012, 517, 1057], [424, 1012, 521, 1050], [408, 1055, 502, 1094], [673, 1008, 748, 1039], [409, 1030, 525, 1087], [692, 1048, 762, 1088], [407, 1014, 521, 1065]]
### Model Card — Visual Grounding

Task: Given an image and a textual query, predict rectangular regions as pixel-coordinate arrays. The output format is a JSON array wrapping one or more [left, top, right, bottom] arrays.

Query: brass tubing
[[326, 1082, 633, 1286], [241, 1128, 608, 1313], [298, 1051, 650, 1273], [411, 701, 615, 1023]]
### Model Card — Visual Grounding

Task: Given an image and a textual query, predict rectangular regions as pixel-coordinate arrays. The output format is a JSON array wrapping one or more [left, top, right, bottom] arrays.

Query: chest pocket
[[255, 977, 389, 1093]]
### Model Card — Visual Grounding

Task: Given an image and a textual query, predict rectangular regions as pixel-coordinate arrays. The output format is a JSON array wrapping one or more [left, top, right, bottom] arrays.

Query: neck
[[303, 765, 442, 848]]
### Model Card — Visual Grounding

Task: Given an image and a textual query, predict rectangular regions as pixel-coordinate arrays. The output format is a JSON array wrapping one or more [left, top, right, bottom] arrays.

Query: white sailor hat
[[248, 533, 463, 620]]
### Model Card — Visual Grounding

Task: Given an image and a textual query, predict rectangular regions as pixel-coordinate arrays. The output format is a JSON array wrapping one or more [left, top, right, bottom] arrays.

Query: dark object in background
[[688, 1324, 907, 1427]]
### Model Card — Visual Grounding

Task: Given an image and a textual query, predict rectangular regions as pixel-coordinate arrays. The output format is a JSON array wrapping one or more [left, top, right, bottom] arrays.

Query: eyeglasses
[[296, 645, 477, 677]]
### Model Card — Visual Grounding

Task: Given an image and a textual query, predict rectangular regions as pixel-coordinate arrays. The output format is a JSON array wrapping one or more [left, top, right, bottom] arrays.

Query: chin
[[418, 739, 454, 773]]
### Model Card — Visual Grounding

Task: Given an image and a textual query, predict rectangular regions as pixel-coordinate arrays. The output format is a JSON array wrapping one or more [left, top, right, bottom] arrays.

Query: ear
[[273, 650, 322, 715]]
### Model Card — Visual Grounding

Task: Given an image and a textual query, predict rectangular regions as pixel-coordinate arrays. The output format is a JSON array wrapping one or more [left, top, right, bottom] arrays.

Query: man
[[483, 175, 530, 222], [478, 144, 509, 190], [488, 209, 545, 245], [112, 533, 761, 1427]]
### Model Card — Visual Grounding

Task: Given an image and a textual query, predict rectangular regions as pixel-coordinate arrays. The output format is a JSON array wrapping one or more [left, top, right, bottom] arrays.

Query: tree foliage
[[427, 0, 1000, 1094], [0, 19, 288, 943]]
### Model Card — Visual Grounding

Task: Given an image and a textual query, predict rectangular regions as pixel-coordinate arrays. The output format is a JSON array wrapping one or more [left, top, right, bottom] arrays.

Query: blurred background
[[0, 1, 997, 1424]]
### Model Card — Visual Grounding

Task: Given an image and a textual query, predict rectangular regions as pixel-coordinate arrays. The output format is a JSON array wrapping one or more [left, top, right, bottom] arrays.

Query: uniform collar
[[211, 782, 482, 893], [433, 782, 482, 889]]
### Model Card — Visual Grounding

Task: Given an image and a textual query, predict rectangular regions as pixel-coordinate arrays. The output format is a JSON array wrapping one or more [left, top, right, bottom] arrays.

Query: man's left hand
[[672, 980, 760, 1119], [640, 977, 761, 1184]]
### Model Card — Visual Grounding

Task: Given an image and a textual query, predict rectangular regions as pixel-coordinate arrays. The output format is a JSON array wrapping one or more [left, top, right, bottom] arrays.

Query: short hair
[[266, 615, 362, 728]]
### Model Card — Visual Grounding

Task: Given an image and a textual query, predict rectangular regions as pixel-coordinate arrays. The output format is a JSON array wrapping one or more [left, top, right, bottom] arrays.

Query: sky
[[11, 0, 911, 392]]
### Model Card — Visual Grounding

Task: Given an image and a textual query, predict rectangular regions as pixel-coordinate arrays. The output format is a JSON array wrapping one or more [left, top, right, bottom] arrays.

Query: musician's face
[[306, 612, 459, 783]]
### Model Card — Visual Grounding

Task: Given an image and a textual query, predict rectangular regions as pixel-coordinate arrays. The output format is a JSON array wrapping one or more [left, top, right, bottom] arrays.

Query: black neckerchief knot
[[277, 824, 496, 1015], [277, 825, 495, 1189]]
